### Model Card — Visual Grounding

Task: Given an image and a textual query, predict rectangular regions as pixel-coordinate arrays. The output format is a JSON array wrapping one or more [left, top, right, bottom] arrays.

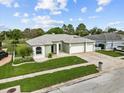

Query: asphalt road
[[49, 67, 124, 93]]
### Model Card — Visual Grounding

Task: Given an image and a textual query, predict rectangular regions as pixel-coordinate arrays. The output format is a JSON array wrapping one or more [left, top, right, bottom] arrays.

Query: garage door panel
[[86, 44, 94, 52], [70, 46, 84, 53]]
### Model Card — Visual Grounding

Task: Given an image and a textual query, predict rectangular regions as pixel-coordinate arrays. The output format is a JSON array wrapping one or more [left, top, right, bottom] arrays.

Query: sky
[[0, 0, 124, 31]]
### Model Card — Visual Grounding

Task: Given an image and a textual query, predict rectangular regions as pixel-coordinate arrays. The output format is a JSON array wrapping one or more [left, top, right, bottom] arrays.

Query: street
[[49, 67, 124, 93]]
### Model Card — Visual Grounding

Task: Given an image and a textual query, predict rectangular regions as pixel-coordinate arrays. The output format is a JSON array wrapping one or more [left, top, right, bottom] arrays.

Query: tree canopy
[[75, 23, 89, 36], [47, 27, 64, 34], [90, 27, 103, 35]]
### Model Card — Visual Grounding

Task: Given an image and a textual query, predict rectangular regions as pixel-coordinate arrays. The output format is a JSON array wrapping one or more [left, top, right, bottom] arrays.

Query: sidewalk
[[0, 63, 92, 84]]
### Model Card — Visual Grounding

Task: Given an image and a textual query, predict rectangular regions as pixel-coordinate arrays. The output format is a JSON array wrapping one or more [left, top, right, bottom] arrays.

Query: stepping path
[[0, 63, 92, 84], [0, 55, 12, 66]]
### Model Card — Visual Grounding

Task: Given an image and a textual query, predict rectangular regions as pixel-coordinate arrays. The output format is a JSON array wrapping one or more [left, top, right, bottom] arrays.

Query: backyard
[[96, 50, 124, 57], [0, 56, 87, 79], [0, 65, 98, 92]]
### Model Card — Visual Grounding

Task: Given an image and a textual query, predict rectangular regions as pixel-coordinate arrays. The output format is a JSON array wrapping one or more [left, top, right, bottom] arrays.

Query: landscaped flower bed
[[13, 57, 34, 64]]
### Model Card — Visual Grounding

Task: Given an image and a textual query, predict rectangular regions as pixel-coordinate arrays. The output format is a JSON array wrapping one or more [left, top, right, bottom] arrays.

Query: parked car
[[0, 51, 8, 60]]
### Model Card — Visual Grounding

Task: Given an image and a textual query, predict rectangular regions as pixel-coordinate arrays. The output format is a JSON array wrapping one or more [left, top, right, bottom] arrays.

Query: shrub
[[16, 44, 32, 58], [48, 53, 52, 58], [13, 57, 34, 64]]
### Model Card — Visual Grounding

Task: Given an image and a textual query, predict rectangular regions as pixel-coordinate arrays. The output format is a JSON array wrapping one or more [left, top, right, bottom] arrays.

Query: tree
[[31, 28, 44, 38], [23, 28, 45, 39], [76, 23, 89, 36], [90, 27, 103, 35], [9, 29, 22, 40], [107, 27, 117, 33], [62, 24, 68, 33], [0, 32, 5, 48], [62, 24, 75, 34], [67, 24, 75, 34], [47, 27, 64, 34], [16, 44, 32, 58]]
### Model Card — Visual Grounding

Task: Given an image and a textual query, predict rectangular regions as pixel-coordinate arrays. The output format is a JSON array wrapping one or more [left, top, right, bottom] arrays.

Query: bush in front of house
[[13, 57, 34, 64], [48, 53, 52, 58], [16, 44, 32, 58]]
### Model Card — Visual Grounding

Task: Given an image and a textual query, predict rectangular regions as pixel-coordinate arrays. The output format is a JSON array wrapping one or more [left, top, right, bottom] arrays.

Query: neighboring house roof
[[26, 34, 95, 46], [85, 32, 124, 42]]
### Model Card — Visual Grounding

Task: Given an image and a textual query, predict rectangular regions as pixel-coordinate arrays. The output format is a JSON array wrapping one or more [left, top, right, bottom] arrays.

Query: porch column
[[56, 43, 59, 55]]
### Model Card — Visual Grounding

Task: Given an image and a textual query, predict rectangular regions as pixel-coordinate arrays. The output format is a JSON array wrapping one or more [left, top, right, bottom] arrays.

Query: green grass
[[0, 56, 87, 79], [96, 50, 124, 57], [0, 65, 98, 92]]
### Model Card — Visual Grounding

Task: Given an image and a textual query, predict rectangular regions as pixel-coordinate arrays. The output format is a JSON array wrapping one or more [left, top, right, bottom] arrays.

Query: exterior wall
[[32, 46, 45, 58], [85, 42, 95, 52], [70, 43, 84, 54], [45, 45, 51, 57], [62, 43, 70, 53], [106, 41, 124, 50], [94, 40, 124, 50]]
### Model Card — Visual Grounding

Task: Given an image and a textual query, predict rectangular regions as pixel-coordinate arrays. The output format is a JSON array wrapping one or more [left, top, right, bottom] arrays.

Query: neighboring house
[[85, 32, 124, 50], [26, 34, 95, 59]]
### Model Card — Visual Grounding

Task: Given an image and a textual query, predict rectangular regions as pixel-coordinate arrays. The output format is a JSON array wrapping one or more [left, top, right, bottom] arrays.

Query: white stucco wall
[[32, 46, 45, 59], [106, 41, 124, 50], [85, 42, 95, 52]]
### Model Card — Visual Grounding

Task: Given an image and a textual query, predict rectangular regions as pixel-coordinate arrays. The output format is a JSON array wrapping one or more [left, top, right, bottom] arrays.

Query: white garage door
[[70, 45, 84, 53], [86, 43, 94, 52]]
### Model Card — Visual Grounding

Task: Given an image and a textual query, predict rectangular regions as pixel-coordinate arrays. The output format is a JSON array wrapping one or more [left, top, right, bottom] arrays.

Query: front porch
[[32, 42, 69, 62]]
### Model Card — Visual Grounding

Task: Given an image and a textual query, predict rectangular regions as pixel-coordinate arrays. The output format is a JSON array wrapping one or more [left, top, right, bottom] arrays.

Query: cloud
[[108, 21, 124, 26], [88, 16, 99, 19], [13, 12, 20, 17], [21, 18, 30, 24], [96, 6, 103, 12], [51, 11, 61, 15], [13, 2, 19, 8], [0, 0, 14, 7], [81, 7, 87, 13], [96, 0, 112, 12], [69, 18, 73, 21], [23, 13, 29, 17], [35, 0, 68, 15], [97, 0, 111, 6], [73, 0, 77, 3], [33, 15, 64, 29], [78, 18, 83, 21], [0, 24, 9, 31]]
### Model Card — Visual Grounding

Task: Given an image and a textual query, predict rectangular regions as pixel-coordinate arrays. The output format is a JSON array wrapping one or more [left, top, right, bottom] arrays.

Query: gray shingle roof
[[85, 32, 124, 42], [26, 34, 95, 46]]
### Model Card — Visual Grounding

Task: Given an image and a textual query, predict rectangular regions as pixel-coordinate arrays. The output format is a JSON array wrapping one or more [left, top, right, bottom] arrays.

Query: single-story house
[[85, 32, 124, 50], [26, 34, 95, 59]]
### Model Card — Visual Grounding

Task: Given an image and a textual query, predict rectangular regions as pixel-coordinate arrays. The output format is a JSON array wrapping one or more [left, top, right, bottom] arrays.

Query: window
[[36, 47, 42, 54]]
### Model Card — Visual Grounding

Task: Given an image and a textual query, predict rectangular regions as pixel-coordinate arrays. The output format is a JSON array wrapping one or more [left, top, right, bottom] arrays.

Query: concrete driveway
[[0, 55, 12, 66], [73, 52, 124, 71]]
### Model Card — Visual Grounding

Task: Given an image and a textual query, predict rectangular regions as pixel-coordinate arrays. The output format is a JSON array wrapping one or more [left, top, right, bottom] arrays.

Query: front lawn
[[0, 65, 98, 92], [96, 50, 124, 57], [0, 56, 87, 79]]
